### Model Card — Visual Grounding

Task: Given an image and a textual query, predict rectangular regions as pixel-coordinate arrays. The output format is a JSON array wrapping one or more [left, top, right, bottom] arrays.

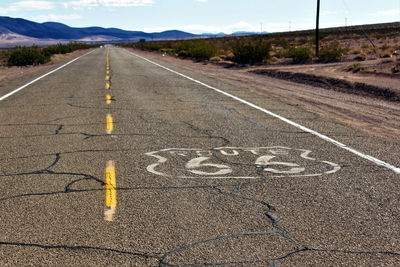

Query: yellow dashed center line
[[104, 160, 117, 221], [106, 94, 112, 104], [106, 49, 111, 90], [104, 49, 117, 222], [106, 114, 114, 134]]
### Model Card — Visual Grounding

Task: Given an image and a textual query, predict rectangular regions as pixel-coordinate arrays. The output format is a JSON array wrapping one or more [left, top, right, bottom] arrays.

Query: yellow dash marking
[[106, 70, 110, 74], [105, 82, 110, 89], [104, 160, 117, 221], [106, 75, 110, 81], [106, 114, 113, 134], [106, 94, 112, 104]]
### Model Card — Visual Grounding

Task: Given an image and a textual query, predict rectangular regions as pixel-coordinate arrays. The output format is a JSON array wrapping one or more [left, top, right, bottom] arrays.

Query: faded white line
[[0, 49, 97, 101], [130, 51, 400, 175]]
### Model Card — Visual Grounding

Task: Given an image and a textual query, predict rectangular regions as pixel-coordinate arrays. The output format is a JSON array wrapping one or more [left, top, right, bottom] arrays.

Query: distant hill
[[232, 31, 269, 35], [0, 16, 197, 47]]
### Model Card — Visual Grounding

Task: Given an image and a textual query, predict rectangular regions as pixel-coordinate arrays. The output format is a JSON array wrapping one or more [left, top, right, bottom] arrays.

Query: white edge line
[[0, 49, 97, 101], [129, 51, 400, 175]]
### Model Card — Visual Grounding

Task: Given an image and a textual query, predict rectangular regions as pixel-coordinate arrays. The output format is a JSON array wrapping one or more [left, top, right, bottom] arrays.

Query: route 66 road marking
[[145, 147, 340, 179]]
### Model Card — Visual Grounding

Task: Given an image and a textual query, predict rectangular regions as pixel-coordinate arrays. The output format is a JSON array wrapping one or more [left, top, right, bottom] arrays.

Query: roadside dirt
[[0, 49, 91, 84], [128, 48, 400, 142], [249, 60, 400, 101], [249, 69, 399, 102]]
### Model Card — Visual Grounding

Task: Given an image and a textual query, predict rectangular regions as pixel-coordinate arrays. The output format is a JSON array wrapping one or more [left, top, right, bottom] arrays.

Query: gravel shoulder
[[0, 49, 94, 97]]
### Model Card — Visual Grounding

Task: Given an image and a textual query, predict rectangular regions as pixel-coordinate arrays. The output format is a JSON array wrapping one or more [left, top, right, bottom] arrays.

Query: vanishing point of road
[[0, 46, 399, 266]]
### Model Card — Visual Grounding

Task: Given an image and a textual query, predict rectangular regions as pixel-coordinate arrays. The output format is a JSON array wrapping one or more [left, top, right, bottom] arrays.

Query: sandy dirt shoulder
[[250, 60, 400, 100], [0, 49, 93, 85], [127, 48, 400, 142]]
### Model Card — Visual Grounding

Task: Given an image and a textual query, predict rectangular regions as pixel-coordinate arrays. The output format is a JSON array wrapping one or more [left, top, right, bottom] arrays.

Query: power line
[[316, 0, 320, 56]]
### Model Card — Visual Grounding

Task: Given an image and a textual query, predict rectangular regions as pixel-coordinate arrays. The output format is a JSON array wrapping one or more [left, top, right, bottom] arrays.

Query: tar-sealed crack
[[183, 121, 230, 147], [1, 147, 398, 266], [1, 115, 398, 266], [1, 52, 399, 265]]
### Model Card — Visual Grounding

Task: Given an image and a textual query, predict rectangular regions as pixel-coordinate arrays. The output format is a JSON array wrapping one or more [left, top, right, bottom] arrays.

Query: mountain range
[[0, 16, 269, 48], [0, 16, 198, 47]]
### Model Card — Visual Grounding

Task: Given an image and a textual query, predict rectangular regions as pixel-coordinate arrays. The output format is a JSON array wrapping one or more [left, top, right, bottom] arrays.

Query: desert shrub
[[380, 58, 394, 64], [175, 40, 216, 60], [160, 48, 174, 55], [392, 63, 400, 73], [318, 41, 346, 62], [209, 56, 223, 62], [380, 44, 390, 51], [287, 46, 312, 63], [221, 51, 235, 61], [43, 42, 94, 56], [7, 42, 96, 66], [232, 39, 271, 64], [274, 38, 290, 49], [148, 43, 164, 51], [7, 46, 49, 66], [361, 44, 370, 49], [298, 38, 309, 45], [0, 50, 10, 66], [354, 53, 366, 61], [346, 62, 365, 73], [269, 56, 279, 63], [135, 42, 163, 51], [378, 50, 392, 58], [188, 41, 216, 60]]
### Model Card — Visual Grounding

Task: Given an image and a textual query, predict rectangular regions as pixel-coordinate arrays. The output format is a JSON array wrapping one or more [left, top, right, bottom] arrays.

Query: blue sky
[[1, 0, 399, 33]]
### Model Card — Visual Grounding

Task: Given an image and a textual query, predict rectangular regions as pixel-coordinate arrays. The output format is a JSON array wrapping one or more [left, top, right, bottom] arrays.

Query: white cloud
[[180, 21, 261, 34], [321, 10, 338, 16], [32, 14, 83, 22], [138, 21, 268, 34], [63, 0, 154, 9], [376, 9, 400, 16], [137, 21, 350, 35], [0, 1, 54, 13]]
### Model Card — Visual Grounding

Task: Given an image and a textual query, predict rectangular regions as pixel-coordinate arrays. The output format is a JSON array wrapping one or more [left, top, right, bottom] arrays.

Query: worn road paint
[[106, 114, 113, 134], [131, 52, 400, 175], [145, 147, 341, 179], [0, 49, 97, 101], [106, 94, 112, 104], [104, 160, 117, 221]]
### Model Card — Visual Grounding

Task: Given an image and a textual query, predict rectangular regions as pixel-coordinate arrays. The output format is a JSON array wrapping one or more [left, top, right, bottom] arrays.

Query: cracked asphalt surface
[[0, 46, 399, 266]]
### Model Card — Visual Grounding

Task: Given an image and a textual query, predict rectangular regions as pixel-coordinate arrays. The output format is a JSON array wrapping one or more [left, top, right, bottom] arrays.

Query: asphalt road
[[0, 46, 399, 266]]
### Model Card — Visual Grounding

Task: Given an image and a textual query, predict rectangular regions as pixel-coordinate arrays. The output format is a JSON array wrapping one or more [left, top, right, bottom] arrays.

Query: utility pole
[[316, 0, 320, 57]]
